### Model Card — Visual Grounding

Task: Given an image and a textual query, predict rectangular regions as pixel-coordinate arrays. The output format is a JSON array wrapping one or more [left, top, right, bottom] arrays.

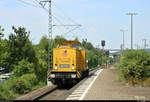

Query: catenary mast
[[40, 0, 53, 70]]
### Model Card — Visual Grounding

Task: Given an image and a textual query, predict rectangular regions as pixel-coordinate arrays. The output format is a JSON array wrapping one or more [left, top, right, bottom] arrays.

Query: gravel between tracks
[[84, 66, 150, 100]]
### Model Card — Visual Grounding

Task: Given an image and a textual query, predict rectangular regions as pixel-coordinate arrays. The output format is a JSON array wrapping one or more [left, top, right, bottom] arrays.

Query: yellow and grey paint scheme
[[77, 71, 82, 78], [48, 41, 88, 85]]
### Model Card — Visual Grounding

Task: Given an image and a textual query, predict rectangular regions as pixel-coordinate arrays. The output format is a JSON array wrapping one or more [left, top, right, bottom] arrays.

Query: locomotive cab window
[[72, 44, 83, 50], [59, 44, 68, 47]]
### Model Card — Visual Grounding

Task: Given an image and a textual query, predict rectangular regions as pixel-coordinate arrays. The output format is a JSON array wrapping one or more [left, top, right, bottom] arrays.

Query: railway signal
[[101, 40, 105, 50]]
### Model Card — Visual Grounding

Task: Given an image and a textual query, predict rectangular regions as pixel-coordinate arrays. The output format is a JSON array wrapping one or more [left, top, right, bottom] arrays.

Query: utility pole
[[142, 39, 147, 49], [120, 29, 128, 50], [126, 12, 137, 49], [40, 0, 52, 70]]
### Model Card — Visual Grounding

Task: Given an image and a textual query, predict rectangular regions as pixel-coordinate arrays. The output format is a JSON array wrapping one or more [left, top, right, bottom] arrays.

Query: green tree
[[0, 26, 4, 40], [38, 35, 49, 52], [8, 26, 36, 71], [34, 47, 48, 82], [74, 37, 79, 41], [0, 26, 10, 72], [87, 50, 98, 68], [0, 40, 10, 72], [86, 42, 94, 50], [38, 35, 67, 53], [55, 35, 67, 43]]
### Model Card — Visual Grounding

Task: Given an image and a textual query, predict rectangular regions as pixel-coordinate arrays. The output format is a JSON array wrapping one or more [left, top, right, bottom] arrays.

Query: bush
[[13, 59, 35, 76], [0, 90, 17, 100], [0, 58, 46, 100], [119, 50, 150, 80], [0, 83, 17, 100], [9, 77, 31, 94], [3, 73, 38, 95], [36, 60, 48, 83], [10, 74, 38, 94], [0, 73, 41, 100], [21, 74, 38, 86]]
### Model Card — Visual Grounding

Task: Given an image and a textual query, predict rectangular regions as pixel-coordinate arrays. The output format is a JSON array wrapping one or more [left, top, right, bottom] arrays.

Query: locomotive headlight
[[55, 64, 57, 69], [71, 74, 76, 78], [72, 66, 74, 69], [55, 66, 57, 69], [72, 64, 75, 69], [51, 74, 55, 78]]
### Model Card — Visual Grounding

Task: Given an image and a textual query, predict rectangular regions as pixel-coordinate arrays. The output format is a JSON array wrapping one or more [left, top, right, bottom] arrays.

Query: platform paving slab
[[83, 67, 150, 100]]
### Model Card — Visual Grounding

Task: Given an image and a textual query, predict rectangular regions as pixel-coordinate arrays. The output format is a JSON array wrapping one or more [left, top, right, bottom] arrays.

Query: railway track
[[16, 67, 101, 100]]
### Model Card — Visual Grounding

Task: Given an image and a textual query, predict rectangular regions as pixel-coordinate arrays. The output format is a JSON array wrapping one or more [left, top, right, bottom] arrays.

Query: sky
[[0, 0, 150, 49]]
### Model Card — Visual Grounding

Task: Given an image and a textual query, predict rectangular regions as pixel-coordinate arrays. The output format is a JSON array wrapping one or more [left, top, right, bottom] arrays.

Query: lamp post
[[120, 29, 128, 50], [126, 12, 138, 49]]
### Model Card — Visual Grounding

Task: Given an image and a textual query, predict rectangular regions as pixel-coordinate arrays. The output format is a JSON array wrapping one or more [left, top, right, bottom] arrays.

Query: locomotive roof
[[58, 41, 82, 45]]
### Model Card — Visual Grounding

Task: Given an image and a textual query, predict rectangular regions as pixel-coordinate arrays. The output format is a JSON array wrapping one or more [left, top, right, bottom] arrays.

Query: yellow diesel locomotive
[[48, 41, 89, 85]]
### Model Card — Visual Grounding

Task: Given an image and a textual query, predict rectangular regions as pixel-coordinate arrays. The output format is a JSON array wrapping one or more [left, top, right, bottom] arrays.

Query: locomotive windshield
[[59, 44, 68, 47], [72, 44, 83, 50]]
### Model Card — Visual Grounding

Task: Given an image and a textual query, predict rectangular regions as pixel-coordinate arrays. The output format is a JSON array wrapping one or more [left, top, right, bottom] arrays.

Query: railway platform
[[67, 65, 150, 100], [82, 66, 150, 100]]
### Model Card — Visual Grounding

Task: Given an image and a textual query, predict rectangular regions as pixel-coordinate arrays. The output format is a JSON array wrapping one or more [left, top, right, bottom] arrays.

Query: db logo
[[62, 50, 67, 56]]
